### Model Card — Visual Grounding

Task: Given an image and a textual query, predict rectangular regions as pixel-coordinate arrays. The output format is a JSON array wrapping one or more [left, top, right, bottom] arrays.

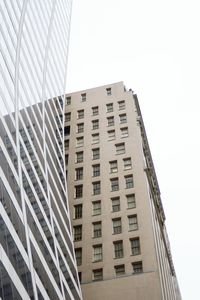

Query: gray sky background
[[67, 1, 200, 299]]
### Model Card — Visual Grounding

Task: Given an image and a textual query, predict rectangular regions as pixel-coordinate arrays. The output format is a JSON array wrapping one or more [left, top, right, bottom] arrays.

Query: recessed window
[[132, 261, 143, 274], [77, 123, 84, 133], [107, 116, 114, 127], [77, 109, 84, 119], [106, 87, 112, 96], [66, 96, 71, 105], [93, 269, 103, 281], [76, 151, 83, 163], [64, 126, 70, 136], [92, 119, 99, 130], [118, 100, 125, 110], [125, 175, 134, 188], [76, 136, 84, 147], [92, 133, 99, 143], [92, 200, 101, 215], [93, 164, 100, 177], [115, 264, 125, 276], [111, 178, 119, 192], [128, 215, 138, 231], [75, 185, 83, 198], [74, 225, 82, 241], [65, 139, 69, 151], [108, 130, 115, 140], [126, 194, 136, 209], [114, 241, 123, 258], [65, 154, 68, 166], [119, 113, 127, 124], [130, 237, 140, 255], [78, 272, 82, 283], [75, 248, 82, 266], [93, 181, 101, 195], [112, 218, 122, 234], [65, 112, 71, 122], [111, 197, 120, 212], [81, 93, 86, 102], [92, 106, 99, 116], [115, 143, 125, 154], [109, 160, 118, 173], [75, 167, 83, 180], [123, 158, 132, 170], [93, 245, 103, 262], [121, 127, 129, 138], [74, 204, 83, 219], [92, 148, 100, 160], [106, 103, 113, 112], [93, 222, 102, 238]]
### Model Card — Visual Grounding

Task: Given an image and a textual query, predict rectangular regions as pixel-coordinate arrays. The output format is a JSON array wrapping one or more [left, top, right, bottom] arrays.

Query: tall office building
[[0, 1, 82, 299], [65, 82, 181, 300]]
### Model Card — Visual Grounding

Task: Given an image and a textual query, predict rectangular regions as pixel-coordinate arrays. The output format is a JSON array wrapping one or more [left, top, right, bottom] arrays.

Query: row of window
[[74, 158, 132, 181], [75, 238, 141, 267], [73, 194, 136, 219], [74, 175, 133, 198], [90, 261, 143, 282], [73, 215, 138, 242]]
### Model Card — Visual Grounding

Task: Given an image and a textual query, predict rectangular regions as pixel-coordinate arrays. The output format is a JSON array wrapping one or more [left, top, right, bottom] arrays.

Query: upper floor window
[[92, 133, 99, 144], [92, 148, 100, 160], [110, 178, 119, 192], [132, 261, 143, 274], [125, 175, 134, 188], [107, 116, 114, 127], [113, 241, 123, 258], [74, 225, 82, 241], [93, 164, 100, 177], [75, 185, 83, 198], [65, 112, 71, 122], [93, 181, 101, 195], [75, 248, 82, 266], [65, 139, 69, 150], [93, 222, 102, 238], [92, 119, 99, 130], [77, 109, 84, 119], [115, 264, 125, 276], [92, 106, 99, 116], [118, 100, 125, 110], [119, 113, 127, 124], [93, 268, 103, 281], [81, 93, 86, 102], [111, 197, 120, 212], [74, 204, 83, 219], [76, 151, 83, 163], [123, 158, 132, 170], [109, 160, 118, 173], [130, 237, 140, 255], [76, 136, 84, 147], [75, 167, 83, 180], [92, 200, 101, 215], [106, 103, 113, 112], [112, 218, 122, 234], [121, 127, 129, 138], [126, 194, 136, 209], [115, 143, 125, 154], [77, 123, 84, 133], [108, 130, 115, 140], [64, 126, 70, 136], [66, 96, 71, 105], [106, 87, 112, 96], [128, 215, 138, 230], [93, 245, 103, 262]]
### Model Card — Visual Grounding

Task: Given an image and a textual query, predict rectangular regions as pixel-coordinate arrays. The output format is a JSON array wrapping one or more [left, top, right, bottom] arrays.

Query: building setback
[[0, 1, 82, 299], [65, 82, 182, 300]]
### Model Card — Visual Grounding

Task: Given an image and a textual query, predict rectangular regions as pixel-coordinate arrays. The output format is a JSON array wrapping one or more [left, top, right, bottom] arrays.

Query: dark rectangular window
[[92, 148, 100, 160], [74, 225, 82, 241], [93, 181, 101, 195], [75, 185, 83, 198], [74, 204, 83, 219], [114, 241, 123, 258], [130, 238, 140, 255]]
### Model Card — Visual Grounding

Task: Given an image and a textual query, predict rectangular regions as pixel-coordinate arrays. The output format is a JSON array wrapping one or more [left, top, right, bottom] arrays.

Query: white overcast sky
[[67, 1, 200, 299]]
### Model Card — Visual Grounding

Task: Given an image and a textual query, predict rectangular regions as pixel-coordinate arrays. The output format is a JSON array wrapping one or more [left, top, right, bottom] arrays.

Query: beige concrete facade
[[65, 82, 181, 300]]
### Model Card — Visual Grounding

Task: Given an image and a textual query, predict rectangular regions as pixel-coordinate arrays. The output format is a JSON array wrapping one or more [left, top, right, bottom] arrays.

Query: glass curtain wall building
[[0, 1, 82, 299]]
